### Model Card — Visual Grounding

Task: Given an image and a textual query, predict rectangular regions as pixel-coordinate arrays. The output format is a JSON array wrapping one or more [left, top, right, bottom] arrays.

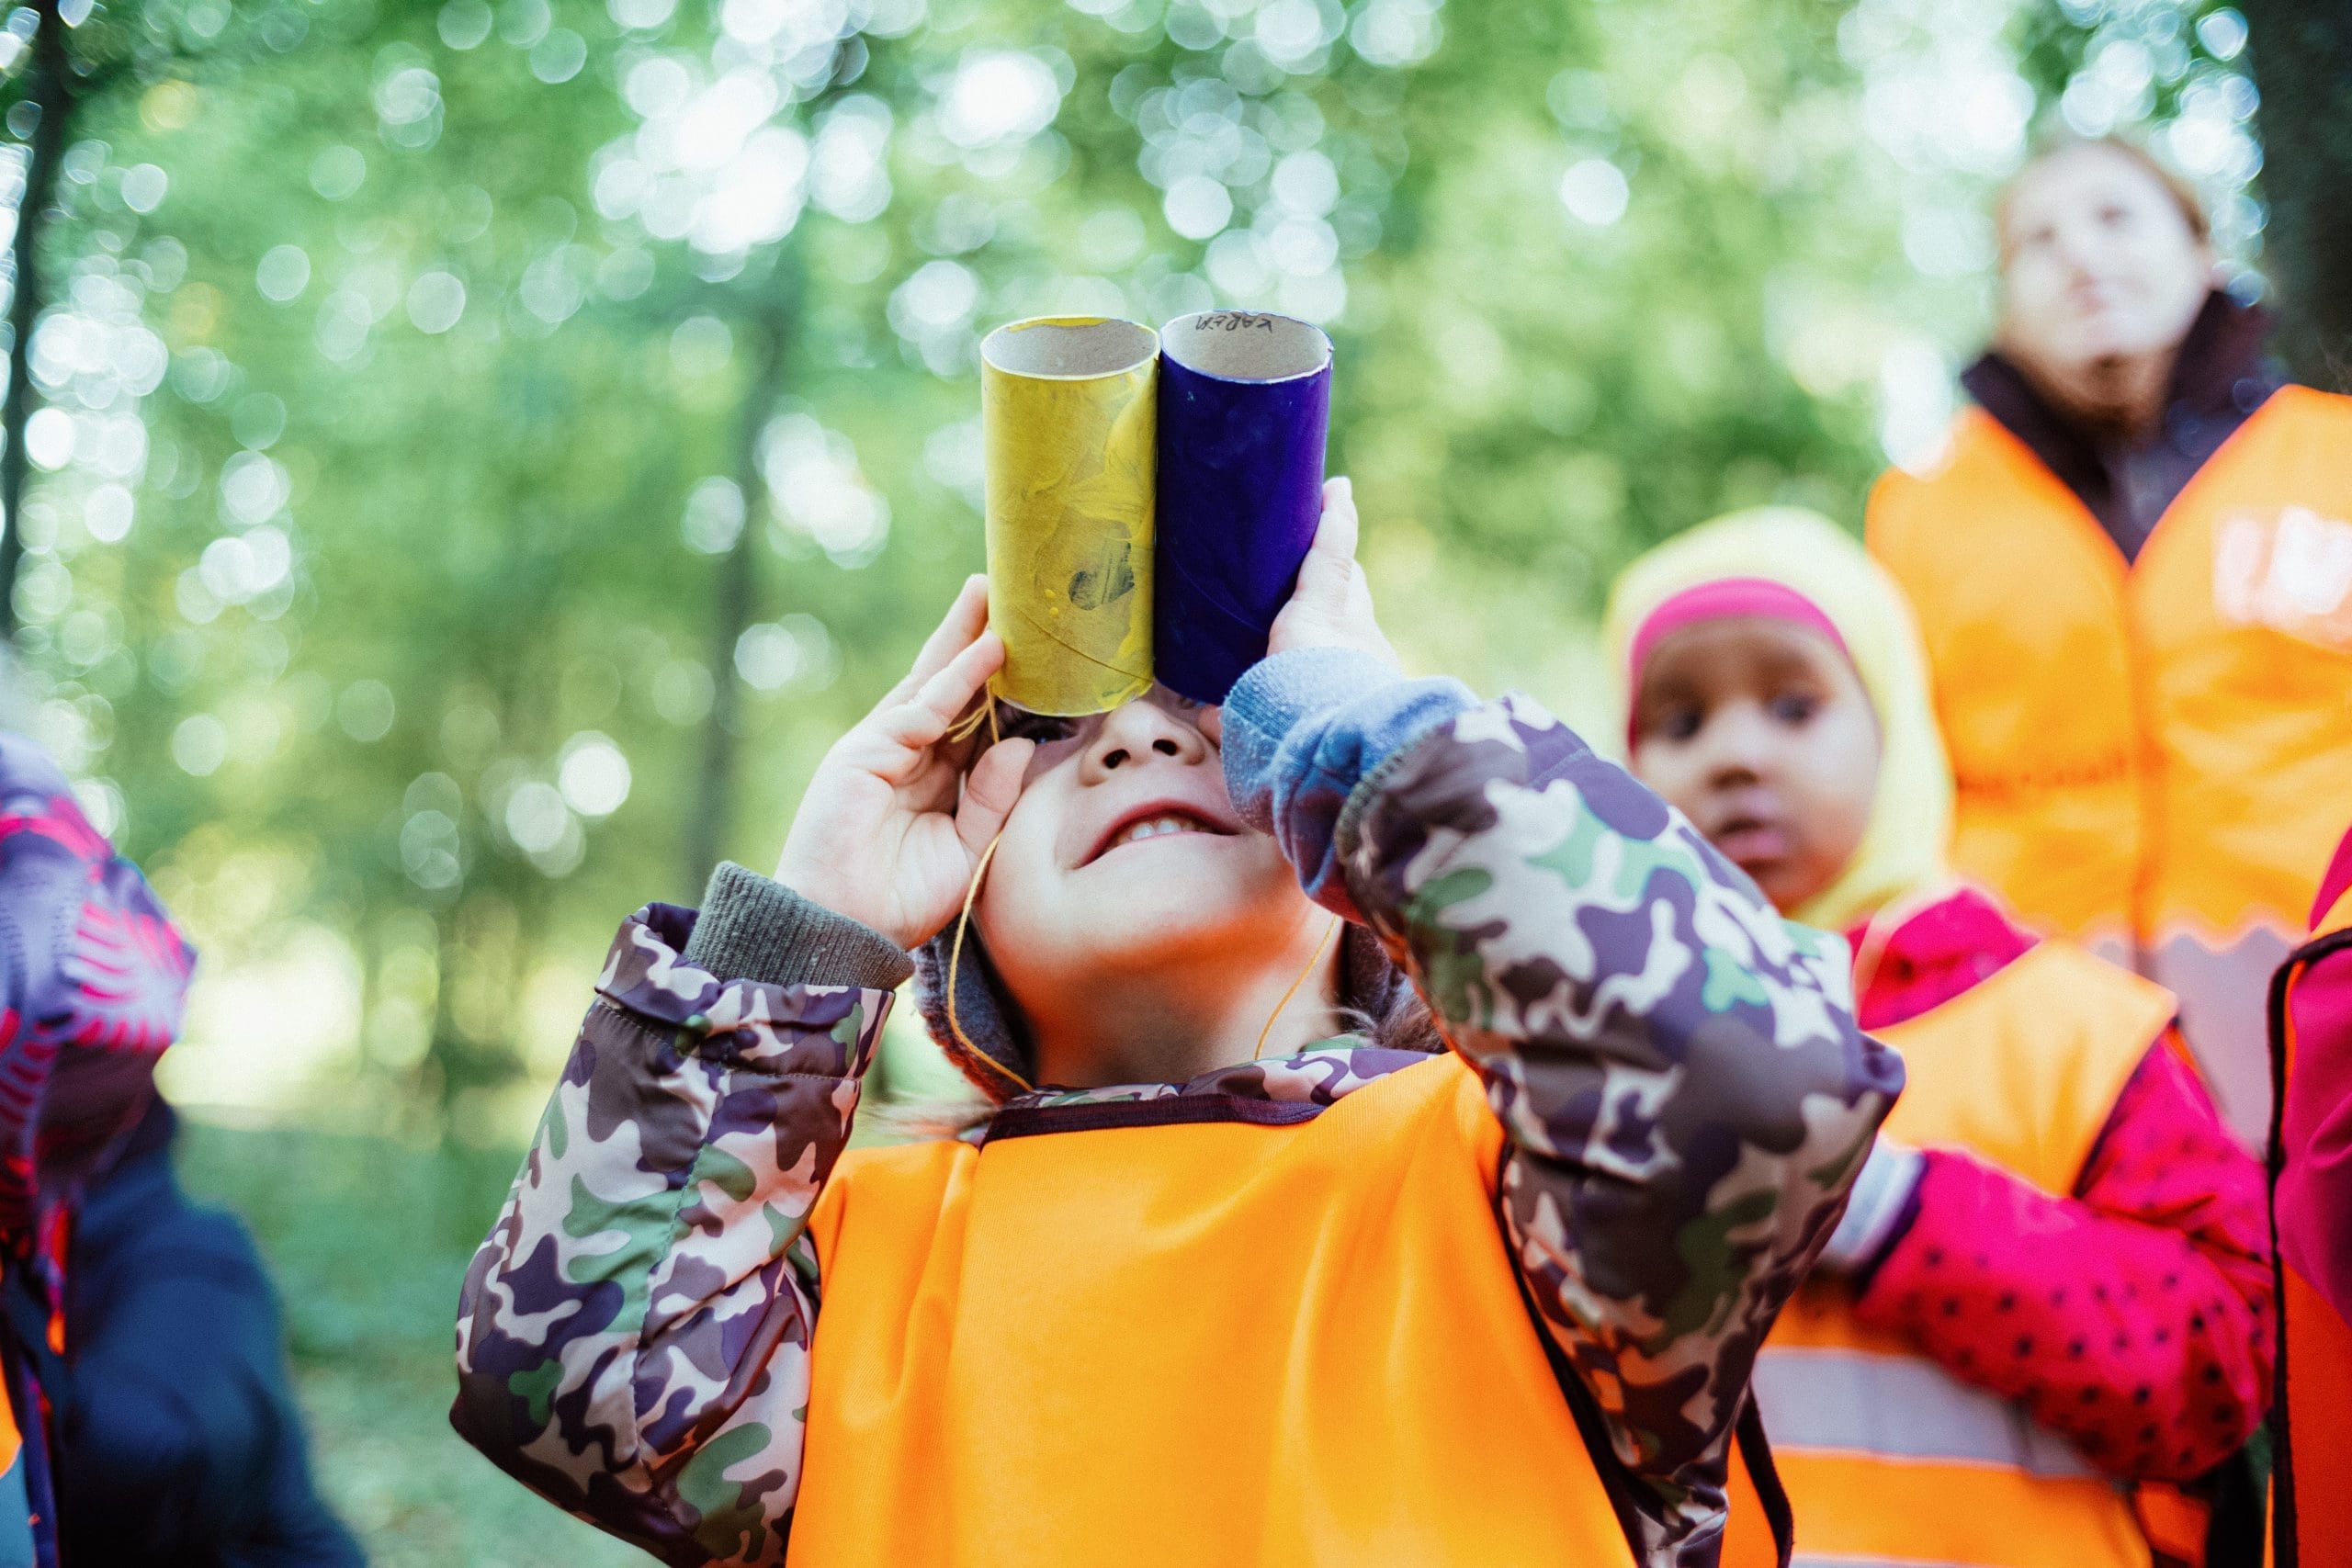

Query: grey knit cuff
[[681, 861, 914, 992]]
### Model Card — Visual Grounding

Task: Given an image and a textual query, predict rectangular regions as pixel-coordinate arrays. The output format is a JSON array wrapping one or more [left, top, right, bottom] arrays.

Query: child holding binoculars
[[452, 473, 1902, 1567]]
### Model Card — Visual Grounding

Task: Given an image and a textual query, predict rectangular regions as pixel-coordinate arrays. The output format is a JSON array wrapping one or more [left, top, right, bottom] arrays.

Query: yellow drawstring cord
[[944, 695, 998, 746], [944, 696, 1041, 1094], [944, 824, 1035, 1096], [1253, 913, 1343, 1061]]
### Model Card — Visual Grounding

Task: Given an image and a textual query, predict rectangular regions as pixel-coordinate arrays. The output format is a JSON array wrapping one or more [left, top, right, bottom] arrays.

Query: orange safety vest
[[2269, 879, 2352, 1568], [0, 1256, 51, 1567], [0, 1379, 19, 1537], [1868, 389, 2352, 1146], [795, 1054, 1655, 1567], [1724, 942, 2174, 1568]]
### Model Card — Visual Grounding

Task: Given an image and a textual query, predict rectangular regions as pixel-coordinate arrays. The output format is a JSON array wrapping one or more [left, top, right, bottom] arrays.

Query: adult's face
[[1996, 143, 2213, 382]]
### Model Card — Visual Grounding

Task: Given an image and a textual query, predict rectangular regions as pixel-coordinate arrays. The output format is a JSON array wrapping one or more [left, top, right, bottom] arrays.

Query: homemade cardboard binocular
[[979, 310, 1333, 715]]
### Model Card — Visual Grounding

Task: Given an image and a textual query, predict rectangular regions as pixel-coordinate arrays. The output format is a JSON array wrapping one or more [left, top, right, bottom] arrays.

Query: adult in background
[[1868, 135, 2352, 1147]]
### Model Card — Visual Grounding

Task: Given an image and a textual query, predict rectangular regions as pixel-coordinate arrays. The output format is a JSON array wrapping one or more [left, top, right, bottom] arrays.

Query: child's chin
[[1075, 852, 1293, 952]]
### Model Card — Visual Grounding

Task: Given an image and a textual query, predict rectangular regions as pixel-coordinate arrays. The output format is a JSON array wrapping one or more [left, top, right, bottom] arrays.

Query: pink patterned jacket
[[1846, 886, 2273, 1480]]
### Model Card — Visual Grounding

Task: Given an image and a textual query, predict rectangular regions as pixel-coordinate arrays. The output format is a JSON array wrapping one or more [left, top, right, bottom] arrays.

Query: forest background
[[0, 0, 2333, 1558]]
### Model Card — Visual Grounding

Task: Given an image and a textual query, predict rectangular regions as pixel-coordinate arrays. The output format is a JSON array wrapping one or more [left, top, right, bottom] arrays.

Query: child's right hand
[[773, 576, 1035, 952]]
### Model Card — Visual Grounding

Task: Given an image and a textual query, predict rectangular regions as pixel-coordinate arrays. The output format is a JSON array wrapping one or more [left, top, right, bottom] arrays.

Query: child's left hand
[[1265, 476, 1396, 668], [1202, 477, 1395, 749]]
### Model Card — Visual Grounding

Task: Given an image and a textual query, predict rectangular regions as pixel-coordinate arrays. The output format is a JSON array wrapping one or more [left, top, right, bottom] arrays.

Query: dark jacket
[[1961, 290, 2286, 562], [51, 1102, 362, 1568]]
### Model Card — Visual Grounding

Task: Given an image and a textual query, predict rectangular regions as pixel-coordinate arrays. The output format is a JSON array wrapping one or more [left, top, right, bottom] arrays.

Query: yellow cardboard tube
[[980, 316, 1159, 716]]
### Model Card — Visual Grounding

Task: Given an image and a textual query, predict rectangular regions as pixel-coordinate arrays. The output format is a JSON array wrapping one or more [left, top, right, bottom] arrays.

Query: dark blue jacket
[[51, 1102, 362, 1567]]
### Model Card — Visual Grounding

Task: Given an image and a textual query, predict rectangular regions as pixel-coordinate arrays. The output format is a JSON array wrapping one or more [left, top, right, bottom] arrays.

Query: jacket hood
[[910, 911, 1418, 1100], [0, 733, 191, 1232]]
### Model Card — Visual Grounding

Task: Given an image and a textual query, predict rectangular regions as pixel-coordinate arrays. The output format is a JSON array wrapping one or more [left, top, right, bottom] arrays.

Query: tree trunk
[[2244, 0, 2352, 390], [684, 284, 797, 892], [0, 0, 74, 633]]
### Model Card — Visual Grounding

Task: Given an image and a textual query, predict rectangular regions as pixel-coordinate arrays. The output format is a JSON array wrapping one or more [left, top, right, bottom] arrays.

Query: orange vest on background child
[[1723, 942, 2176, 1568], [0, 1372, 25, 1561], [2270, 876, 2352, 1568], [796, 1052, 1714, 1568], [1868, 389, 2352, 1146]]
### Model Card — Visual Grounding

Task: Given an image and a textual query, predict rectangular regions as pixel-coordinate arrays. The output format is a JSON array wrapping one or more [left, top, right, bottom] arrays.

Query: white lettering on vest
[[2213, 506, 2352, 648]]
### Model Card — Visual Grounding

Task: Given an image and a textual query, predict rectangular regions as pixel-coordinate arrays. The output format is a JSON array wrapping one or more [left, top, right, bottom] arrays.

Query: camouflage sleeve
[[1334, 693, 1903, 1563], [451, 902, 888, 1567], [1225, 653, 1900, 1562]]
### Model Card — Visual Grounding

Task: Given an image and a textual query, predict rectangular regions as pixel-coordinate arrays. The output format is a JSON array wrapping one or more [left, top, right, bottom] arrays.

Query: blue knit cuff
[[1221, 648, 1475, 916]]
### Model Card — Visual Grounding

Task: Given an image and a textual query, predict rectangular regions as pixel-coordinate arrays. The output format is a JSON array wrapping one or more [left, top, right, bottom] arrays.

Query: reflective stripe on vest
[[1752, 1348, 2098, 1479], [1868, 389, 2352, 1148], [1733, 941, 2174, 1568], [797, 1055, 1639, 1568], [2270, 883, 2352, 1568]]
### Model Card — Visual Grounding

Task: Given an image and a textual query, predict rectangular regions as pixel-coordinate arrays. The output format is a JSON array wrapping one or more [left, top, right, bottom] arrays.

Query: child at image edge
[[1607, 509, 2271, 1568], [452, 481, 1902, 1567]]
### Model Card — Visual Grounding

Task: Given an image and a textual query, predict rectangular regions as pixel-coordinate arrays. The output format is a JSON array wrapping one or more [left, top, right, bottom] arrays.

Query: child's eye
[[1769, 693, 1818, 726], [998, 707, 1079, 745], [1657, 705, 1703, 743]]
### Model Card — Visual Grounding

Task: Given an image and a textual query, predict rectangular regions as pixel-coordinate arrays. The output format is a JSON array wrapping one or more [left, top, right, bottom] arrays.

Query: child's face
[[1628, 617, 1882, 915], [975, 685, 1314, 999]]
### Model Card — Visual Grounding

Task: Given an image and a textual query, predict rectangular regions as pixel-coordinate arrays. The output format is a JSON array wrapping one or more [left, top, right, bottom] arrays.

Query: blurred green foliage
[[0, 0, 2270, 1556]]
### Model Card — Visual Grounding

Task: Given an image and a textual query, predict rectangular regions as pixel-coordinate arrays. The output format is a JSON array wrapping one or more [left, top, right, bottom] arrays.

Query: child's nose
[[1703, 707, 1777, 781], [1083, 698, 1207, 779]]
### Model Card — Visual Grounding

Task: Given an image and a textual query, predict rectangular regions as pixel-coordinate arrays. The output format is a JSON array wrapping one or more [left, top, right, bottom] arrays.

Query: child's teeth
[[1120, 814, 1200, 846]]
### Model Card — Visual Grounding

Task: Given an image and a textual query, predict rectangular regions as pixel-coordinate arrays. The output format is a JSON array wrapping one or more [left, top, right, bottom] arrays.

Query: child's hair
[[1347, 977, 1446, 1055]]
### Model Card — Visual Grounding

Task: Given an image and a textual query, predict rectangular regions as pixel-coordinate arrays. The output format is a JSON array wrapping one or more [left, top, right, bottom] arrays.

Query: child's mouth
[[1113, 812, 1215, 849], [1712, 819, 1788, 867], [1084, 803, 1237, 864]]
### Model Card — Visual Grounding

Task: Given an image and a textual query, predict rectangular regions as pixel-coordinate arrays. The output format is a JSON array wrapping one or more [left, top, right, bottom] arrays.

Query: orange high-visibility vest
[[1725, 942, 2174, 1568], [0, 1373, 19, 1526], [2270, 879, 2352, 1568], [1868, 389, 2352, 1145], [795, 1054, 1650, 1567]]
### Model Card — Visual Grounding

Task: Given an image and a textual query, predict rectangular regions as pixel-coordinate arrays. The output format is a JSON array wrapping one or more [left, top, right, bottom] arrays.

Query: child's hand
[[1266, 477, 1397, 668], [773, 576, 1035, 952]]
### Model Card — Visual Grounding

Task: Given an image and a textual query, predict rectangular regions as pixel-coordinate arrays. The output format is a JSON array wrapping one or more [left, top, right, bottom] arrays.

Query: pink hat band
[[1628, 577, 1849, 694]]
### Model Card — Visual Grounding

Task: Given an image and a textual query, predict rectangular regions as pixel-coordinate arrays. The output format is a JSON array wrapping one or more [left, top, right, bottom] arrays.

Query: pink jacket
[[2273, 828, 2352, 1325], [1845, 886, 2273, 1479]]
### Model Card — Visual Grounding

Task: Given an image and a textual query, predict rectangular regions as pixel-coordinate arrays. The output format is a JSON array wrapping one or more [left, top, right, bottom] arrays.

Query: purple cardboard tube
[[1151, 310, 1333, 705]]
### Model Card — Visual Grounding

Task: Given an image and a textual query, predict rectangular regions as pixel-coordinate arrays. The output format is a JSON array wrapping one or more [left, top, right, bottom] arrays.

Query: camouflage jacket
[[453, 653, 1902, 1567]]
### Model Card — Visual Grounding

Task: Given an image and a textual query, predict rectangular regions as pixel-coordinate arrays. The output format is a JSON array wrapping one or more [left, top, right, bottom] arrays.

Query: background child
[[2268, 822, 2352, 1566], [0, 730, 359, 1566], [1607, 508, 2272, 1568], [453, 483, 1902, 1567]]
